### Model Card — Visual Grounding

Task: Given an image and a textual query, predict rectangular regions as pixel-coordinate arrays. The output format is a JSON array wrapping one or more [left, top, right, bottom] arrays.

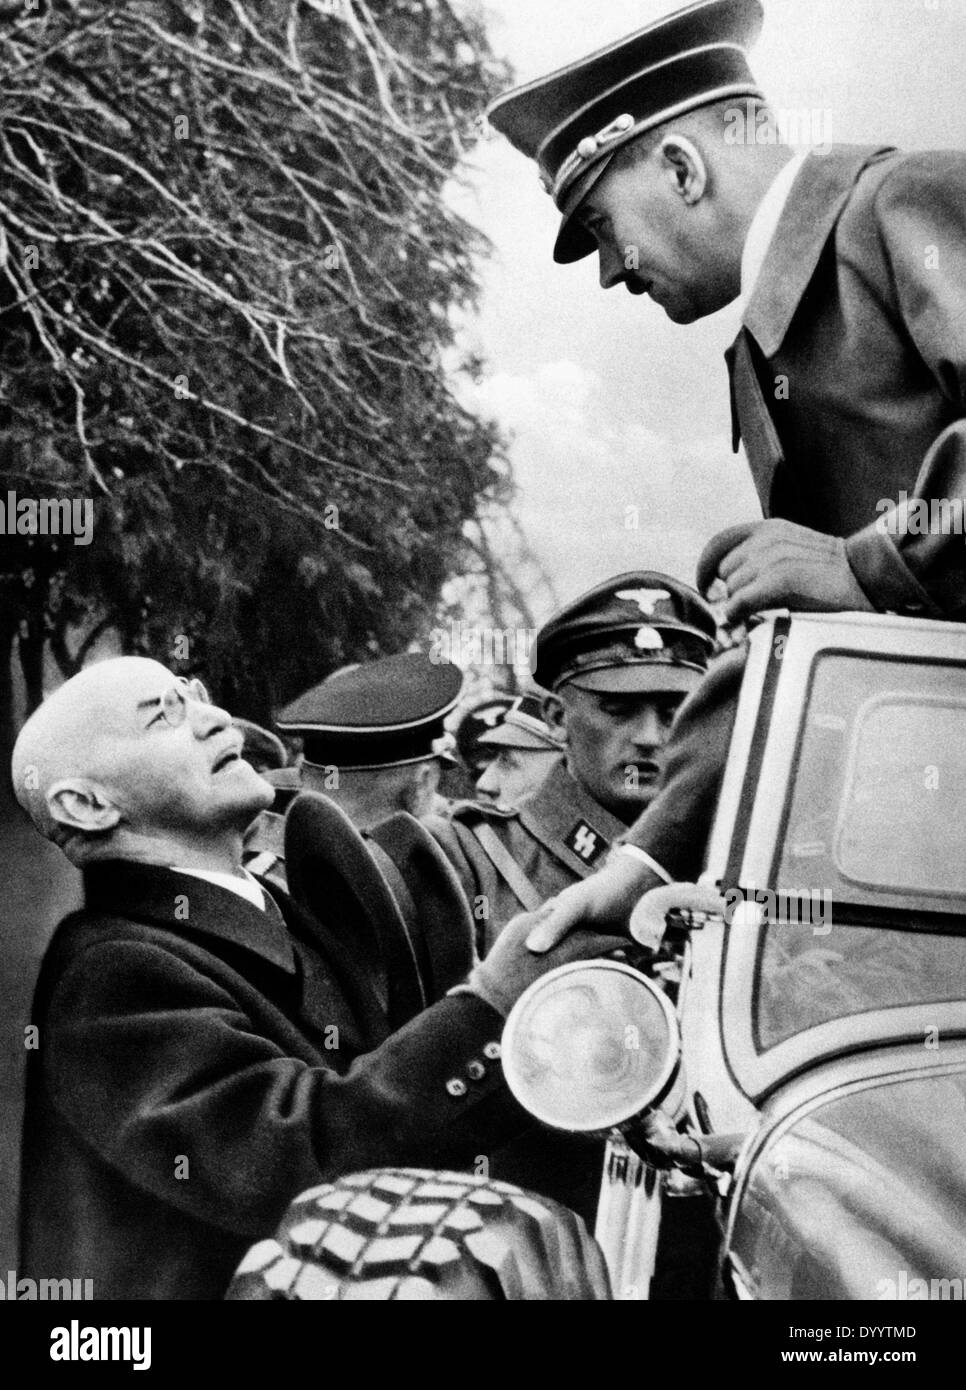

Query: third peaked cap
[[486, 0, 765, 264], [477, 694, 564, 753]]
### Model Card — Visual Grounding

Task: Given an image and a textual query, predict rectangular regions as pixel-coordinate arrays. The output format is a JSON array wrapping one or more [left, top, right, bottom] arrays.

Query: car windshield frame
[[710, 614, 966, 1100]]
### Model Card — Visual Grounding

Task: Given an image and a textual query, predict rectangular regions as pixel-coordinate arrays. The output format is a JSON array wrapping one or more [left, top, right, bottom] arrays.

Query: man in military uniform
[[486, 0, 966, 946], [473, 692, 564, 807], [429, 573, 716, 954], [488, 0, 966, 622], [438, 692, 511, 802], [426, 576, 717, 1255], [278, 653, 462, 831], [243, 652, 462, 887]]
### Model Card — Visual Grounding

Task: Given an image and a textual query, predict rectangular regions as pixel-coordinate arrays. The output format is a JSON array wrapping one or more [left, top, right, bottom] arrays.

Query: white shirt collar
[[738, 151, 809, 317], [171, 866, 266, 911]]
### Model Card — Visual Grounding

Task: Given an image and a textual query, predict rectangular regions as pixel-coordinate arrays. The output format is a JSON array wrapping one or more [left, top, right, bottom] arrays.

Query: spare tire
[[226, 1167, 612, 1301]]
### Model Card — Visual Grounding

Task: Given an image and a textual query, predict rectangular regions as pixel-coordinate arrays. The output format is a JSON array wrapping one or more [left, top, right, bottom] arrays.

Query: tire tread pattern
[[226, 1167, 612, 1301]]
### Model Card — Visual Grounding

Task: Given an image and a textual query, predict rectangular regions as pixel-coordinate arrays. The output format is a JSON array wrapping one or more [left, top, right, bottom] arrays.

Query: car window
[[774, 654, 966, 912], [756, 923, 966, 1049]]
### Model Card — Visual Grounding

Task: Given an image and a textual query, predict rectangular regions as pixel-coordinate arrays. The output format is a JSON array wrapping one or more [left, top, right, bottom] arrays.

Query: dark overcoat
[[19, 863, 523, 1300]]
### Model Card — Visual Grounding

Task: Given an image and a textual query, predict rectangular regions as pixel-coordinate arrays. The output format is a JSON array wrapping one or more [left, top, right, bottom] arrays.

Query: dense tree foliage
[[0, 0, 510, 744]]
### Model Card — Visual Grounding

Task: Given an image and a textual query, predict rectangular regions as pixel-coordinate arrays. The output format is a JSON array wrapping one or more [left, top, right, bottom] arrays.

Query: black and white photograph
[[1, 0, 964, 1350]]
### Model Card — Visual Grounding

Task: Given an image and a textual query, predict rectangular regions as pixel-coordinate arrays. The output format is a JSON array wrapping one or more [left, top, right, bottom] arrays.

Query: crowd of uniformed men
[[11, 0, 966, 1298]]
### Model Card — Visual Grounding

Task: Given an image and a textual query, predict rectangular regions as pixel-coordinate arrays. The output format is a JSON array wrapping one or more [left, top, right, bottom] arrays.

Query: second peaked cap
[[277, 652, 462, 770]]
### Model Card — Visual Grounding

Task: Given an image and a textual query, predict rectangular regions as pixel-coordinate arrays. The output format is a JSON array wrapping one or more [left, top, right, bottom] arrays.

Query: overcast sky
[[450, 0, 966, 622]]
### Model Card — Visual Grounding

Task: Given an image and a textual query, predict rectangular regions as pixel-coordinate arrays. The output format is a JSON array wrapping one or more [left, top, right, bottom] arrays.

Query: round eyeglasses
[[156, 677, 211, 728]]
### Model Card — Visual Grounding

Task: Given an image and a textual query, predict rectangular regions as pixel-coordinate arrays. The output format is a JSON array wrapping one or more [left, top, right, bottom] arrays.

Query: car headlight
[[501, 960, 683, 1136]]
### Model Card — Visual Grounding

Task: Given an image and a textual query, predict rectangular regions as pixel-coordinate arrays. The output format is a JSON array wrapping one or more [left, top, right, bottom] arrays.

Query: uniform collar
[[738, 150, 808, 316], [517, 759, 627, 876], [742, 144, 897, 357], [83, 861, 296, 974]]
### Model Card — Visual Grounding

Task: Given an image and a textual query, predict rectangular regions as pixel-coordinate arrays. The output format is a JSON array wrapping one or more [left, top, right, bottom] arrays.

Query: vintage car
[[228, 611, 966, 1300]]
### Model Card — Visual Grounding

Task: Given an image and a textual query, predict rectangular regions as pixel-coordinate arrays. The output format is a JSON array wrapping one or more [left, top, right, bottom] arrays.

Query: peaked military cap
[[454, 693, 516, 771], [477, 693, 564, 753], [277, 653, 462, 771], [532, 572, 717, 695], [487, 0, 764, 263]]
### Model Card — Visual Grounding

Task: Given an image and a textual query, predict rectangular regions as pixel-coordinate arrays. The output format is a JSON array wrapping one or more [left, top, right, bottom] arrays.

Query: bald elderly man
[[13, 658, 618, 1300]]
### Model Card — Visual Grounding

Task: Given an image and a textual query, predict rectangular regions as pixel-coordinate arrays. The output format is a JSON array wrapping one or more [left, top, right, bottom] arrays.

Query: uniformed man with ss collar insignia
[[428, 573, 717, 953], [425, 575, 716, 1242]]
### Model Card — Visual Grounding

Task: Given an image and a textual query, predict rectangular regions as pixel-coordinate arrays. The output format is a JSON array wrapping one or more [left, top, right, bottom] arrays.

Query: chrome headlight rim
[[501, 958, 682, 1135]]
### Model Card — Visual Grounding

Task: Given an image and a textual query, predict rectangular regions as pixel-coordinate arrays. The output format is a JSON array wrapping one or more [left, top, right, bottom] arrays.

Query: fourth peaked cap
[[486, 0, 765, 264]]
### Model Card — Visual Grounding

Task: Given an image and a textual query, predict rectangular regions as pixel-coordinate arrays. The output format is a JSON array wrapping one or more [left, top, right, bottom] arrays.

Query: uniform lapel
[[517, 761, 627, 878], [727, 145, 898, 514], [742, 145, 896, 357]]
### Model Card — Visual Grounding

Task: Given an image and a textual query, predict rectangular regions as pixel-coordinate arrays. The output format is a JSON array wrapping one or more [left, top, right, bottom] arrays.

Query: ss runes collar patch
[[565, 820, 608, 865]]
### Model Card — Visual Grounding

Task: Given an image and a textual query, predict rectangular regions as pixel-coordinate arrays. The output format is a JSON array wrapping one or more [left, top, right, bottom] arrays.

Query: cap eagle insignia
[[616, 588, 671, 617]]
